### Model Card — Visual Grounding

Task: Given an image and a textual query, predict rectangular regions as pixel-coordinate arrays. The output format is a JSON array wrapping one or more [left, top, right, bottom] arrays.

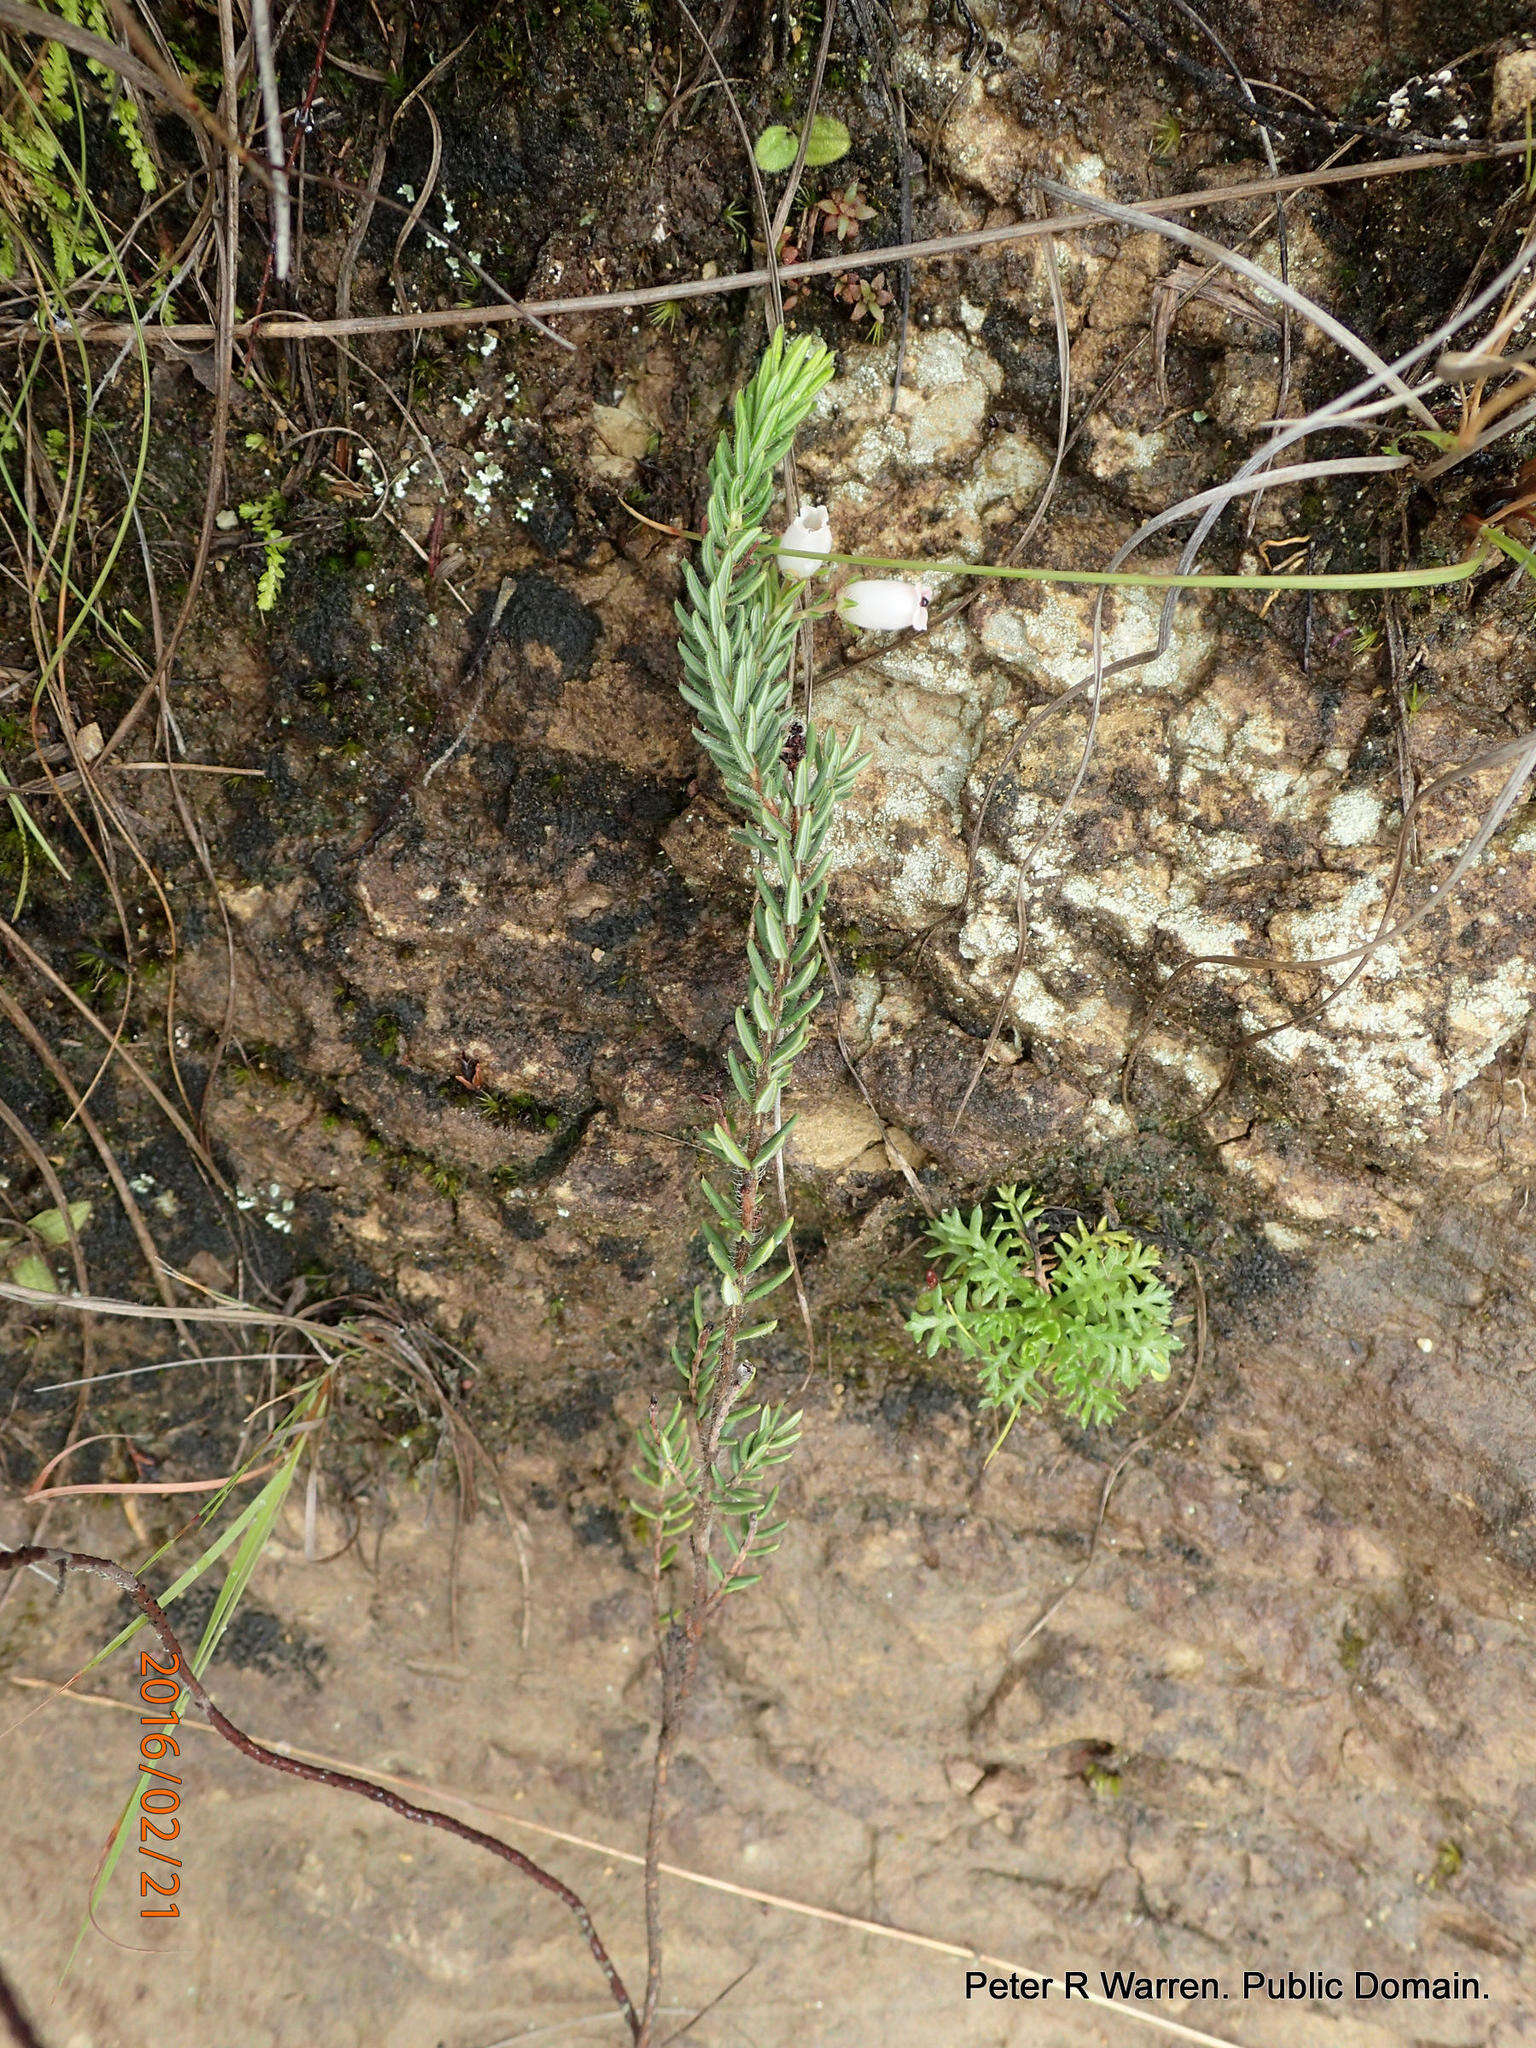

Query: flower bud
[[777, 503, 833, 581], [839, 577, 931, 632]]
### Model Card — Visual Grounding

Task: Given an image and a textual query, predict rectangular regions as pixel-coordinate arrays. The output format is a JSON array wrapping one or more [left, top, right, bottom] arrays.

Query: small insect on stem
[[781, 722, 806, 773]]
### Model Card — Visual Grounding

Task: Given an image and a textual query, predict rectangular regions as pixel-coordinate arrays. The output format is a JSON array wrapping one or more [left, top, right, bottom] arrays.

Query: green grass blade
[[64, 1398, 317, 1968], [79, 1380, 323, 1672]]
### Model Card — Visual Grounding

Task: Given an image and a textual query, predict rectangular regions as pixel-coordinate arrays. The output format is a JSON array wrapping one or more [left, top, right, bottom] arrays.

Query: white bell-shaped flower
[[839, 577, 931, 632], [777, 503, 833, 581]]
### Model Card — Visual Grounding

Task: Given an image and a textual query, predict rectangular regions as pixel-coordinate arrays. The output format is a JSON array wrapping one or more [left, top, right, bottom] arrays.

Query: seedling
[[817, 179, 875, 243], [908, 1185, 1181, 1452], [836, 267, 894, 333], [753, 113, 851, 172]]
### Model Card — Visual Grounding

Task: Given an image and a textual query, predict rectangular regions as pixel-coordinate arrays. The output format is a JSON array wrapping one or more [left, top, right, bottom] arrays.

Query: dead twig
[[248, 0, 290, 279], [35, 144, 1532, 348]]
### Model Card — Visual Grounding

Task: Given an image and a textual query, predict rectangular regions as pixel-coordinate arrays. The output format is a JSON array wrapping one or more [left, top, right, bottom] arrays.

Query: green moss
[[417, 1158, 464, 1200], [1337, 1620, 1368, 1674], [463, 1086, 565, 1134]]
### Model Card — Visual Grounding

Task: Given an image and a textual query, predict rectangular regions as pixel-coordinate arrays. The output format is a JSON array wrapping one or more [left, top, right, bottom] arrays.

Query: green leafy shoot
[[631, 330, 857, 1617], [239, 492, 290, 612], [632, 1395, 700, 1575], [907, 1185, 1181, 1451]]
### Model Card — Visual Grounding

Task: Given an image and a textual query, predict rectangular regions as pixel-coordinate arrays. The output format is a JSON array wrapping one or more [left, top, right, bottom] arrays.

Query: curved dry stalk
[[389, 97, 443, 324], [1035, 177, 1436, 426], [35, 142, 1534, 349], [0, 1545, 639, 2039]]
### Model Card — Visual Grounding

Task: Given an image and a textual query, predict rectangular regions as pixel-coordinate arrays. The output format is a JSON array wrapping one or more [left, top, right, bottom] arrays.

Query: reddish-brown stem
[[0, 1547, 639, 2041], [640, 772, 812, 2037]]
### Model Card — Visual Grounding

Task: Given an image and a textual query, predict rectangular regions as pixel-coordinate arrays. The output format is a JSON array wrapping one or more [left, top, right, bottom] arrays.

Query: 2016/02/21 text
[[137, 1649, 186, 1917]]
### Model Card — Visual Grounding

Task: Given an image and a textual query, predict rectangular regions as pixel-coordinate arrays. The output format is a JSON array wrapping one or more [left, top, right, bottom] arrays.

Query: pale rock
[[1490, 48, 1536, 130], [940, 76, 1033, 203], [588, 398, 653, 483], [795, 291, 1536, 1147], [787, 1092, 887, 1173]]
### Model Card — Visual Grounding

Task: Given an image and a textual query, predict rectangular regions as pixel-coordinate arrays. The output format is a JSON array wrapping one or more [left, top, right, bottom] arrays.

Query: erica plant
[[628, 329, 865, 2042]]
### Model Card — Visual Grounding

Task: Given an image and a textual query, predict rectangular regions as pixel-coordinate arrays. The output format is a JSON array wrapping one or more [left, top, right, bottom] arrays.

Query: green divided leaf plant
[[0, 1, 157, 284], [907, 1185, 1181, 1450], [239, 492, 290, 612]]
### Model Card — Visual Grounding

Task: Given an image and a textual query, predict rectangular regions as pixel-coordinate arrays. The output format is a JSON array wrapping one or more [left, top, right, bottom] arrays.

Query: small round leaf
[[803, 115, 851, 166], [753, 125, 799, 172]]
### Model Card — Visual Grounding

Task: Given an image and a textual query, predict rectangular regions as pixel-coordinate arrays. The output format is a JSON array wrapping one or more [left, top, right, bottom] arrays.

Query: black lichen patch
[[595, 1232, 652, 1283], [132, 1583, 327, 1689], [572, 1503, 624, 1549], [536, 1378, 616, 1443], [501, 574, 602, 677]]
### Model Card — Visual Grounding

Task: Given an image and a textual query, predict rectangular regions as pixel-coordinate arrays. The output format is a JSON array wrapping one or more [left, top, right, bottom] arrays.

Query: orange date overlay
[[136, 1649, 186, 1917]]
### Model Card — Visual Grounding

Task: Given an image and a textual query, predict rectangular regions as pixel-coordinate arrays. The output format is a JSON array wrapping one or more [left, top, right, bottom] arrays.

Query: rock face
[[800, 334, 1536, 1160]]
